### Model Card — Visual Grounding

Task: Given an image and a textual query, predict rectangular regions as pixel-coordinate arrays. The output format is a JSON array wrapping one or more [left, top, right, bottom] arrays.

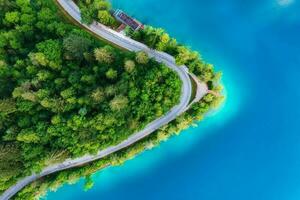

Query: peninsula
[[0, 0, 223, 199]]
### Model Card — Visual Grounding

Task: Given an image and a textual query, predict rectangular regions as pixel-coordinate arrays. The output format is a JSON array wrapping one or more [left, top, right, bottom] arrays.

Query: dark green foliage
[[0, 143, 24, 191], [12, 91, 224, 200], [63, 32, 92, 60], [0, 0, 181, 194], [1, 0, 224, 198]]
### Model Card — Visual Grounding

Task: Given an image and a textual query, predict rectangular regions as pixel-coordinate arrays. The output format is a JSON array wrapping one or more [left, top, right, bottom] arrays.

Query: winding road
[[0, 1, 208, 199]]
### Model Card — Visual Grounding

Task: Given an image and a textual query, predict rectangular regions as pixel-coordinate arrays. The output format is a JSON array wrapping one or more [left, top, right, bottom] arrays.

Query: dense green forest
[[13, 88, 224, 200], [11, 1, 224, 199], [0, 0, 224, 199], [0, 0, 182, 193]]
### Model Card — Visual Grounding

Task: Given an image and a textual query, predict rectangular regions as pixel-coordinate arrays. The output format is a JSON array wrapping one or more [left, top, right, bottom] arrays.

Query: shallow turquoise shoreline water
[[46, 0, 300, 199]]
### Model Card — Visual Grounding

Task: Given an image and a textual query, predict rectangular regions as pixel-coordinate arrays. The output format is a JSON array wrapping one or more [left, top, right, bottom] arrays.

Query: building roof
[[113, 9, 143, 31]]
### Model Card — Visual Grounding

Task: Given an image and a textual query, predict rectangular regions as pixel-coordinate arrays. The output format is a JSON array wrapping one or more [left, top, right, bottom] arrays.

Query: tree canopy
[[78, 0, 117, 26], [0, 0, 181, 193], [0, 0, 224, 198]]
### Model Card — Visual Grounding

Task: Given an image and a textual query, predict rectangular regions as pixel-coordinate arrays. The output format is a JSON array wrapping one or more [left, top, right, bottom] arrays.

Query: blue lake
[[46, 0, 300, 199]]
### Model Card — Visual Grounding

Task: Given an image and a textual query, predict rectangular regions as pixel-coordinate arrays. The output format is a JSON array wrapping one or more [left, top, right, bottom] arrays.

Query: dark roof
[[114, 10, 142, 31]]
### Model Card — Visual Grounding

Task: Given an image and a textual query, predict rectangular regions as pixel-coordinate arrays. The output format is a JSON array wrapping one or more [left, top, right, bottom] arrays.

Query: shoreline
[[0, 0, 225, 198], [1, 1, 213, 199]]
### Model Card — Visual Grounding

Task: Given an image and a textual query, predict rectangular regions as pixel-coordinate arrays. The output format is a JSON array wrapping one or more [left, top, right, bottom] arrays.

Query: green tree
[[4, 11, 20, 24], [29, 52, 48, 66], [0, 0, 222, 195], [109, 95, 128, 111], [0, 144, 23, 190], [94, 46, 114, 64], [63, 34, 92, 60], [17, 129, 40, 143], [124, 60, 135, 73], [94, 0, 111, 10], [135, 51, 149, 64], [175, 46, 199, 66], [106, 68, 117, 80], [156, 32, 170, 51], [142, 26, 164, 48], [91, 88, 105, 103], [105, 85, 117, 97], [83, 175, 94, 191], [97, 10, 115, 26], [36, 39, 62, 70], [0, 98, 16, 115]]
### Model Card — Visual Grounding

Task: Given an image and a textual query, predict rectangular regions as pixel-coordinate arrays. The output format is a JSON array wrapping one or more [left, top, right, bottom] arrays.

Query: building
[[113, 9, 144, 31]]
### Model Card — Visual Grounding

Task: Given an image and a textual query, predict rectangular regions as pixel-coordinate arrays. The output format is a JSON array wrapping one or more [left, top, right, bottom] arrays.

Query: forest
[[1, 0, 224, 199], [77, 0, 222, 85], [0, 0, 182, 194]]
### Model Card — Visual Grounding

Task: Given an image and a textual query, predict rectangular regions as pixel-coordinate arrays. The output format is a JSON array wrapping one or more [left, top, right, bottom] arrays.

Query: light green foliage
[[29, 52, 48, 66], [90, 88, 105, 103], [109, 95, 128, 111], [97, 10, 115, 26], [14, 85, 224, 199], [35, 39, 62, 70], [135, 51, 149, 64], [0, 0, 224, 198], [124, 60, 135, 73], [128, 25, 220, 83], [94, 0, 110, 10], [127, 26, 175, 52], [83, 176, 94, 191], [4, 11, 20, 24], [175, 46, 199, 66], [105, 68, 117, 79], [17, 130, 40, 143], [0, 0, 182, 195], [0, 98, 17, 115], [94, 46, 115, 64], [78, 0, 117, 26]]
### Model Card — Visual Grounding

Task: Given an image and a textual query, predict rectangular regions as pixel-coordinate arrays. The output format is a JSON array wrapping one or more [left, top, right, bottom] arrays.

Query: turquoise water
[[46, 0, 300, 199]]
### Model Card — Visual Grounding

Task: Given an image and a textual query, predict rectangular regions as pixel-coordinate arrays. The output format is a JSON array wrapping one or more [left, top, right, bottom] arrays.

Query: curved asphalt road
[[0, 1, 208, 199]]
